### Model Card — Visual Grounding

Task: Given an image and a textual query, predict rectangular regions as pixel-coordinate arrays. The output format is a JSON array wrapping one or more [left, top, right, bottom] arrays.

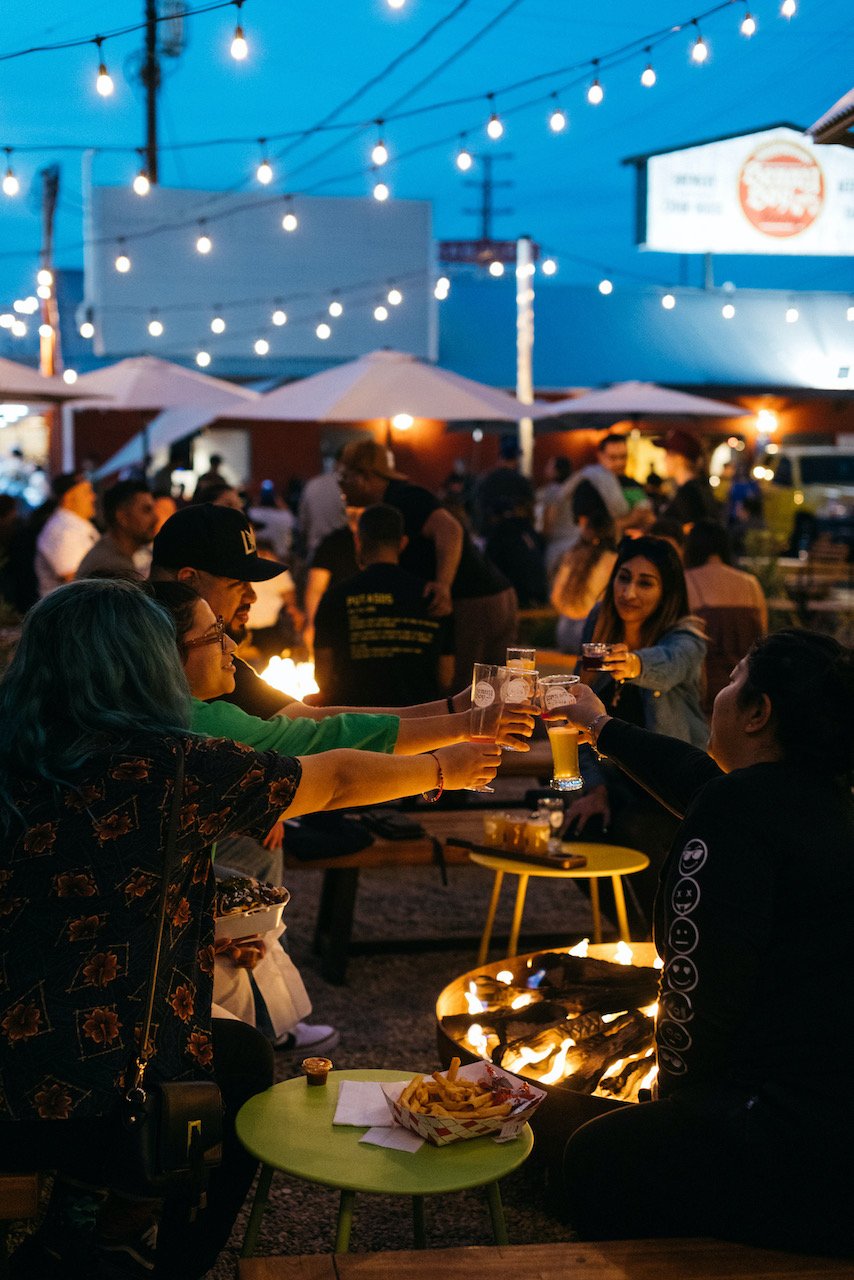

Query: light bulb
[[38, 323, 53, 338], [722, 303, 736, 319], [115, 252, 131, 273], [391, 413, 414, 430], [281, 209, 298, 232], [96, 63, 114, 97], [211, 315, 226, 334], [587, 78, 604, 106], [148, 318, 164, 337], [196, 351, 212, 368], [434, 276, 450, 300], [231, 25, 248, 60], [36, 285, 51, 300], [37, 268, 53, 286], [847, 306, 854, 322], [373, 181, 390, 202], [374, 305, 389, 321], [133, 170, 150, 196], [372, 139, 389, 166], [316, 322, 331, 340], [661, 293, 676, 310], [387, 0, 405, 8], [11, 320, 27, 337], [254, 338, 270, 355], [486, 113, 504, 140], [691, 33, 709, 63], [195, 231, 212, 254], [780, 0, 795, 16], [641, 63, 656, 87], [387, 287, 402, 306], [63, 369, 78, 384], [456, 145, 473, 172], [488, 261, 504, 278], [0, 315, 13, 328], [328, 300, 344, 318], [548, 106, 567, 133], [80, 321, 95, 339], [541, 257, 557, 276], [785, 307, 799, 323], [598, 278, 613, 295], [740, 11, 757, 36], [272, 309, 287, 325], [256, 159, 273, 185], [2, 168, 19, 197]]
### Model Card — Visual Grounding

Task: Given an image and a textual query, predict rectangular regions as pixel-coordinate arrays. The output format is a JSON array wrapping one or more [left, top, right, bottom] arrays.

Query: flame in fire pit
[[260, 656, 319, 699], [540, 1037, 576, 1085], [465, 981, 488, 1015]]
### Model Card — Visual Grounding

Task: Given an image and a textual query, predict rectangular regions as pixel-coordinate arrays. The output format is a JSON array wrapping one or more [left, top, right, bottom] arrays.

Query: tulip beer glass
[[539, 674, 583, 792], [467, 663, 507, 793]]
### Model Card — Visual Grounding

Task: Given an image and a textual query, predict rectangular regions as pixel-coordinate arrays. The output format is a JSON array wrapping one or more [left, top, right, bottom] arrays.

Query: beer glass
[[501, 665, 538, 752], [539, 674, 583, 792], [506, 646, 536, 671], [466, 663, 507, 793], [581, 642, 612, 670]]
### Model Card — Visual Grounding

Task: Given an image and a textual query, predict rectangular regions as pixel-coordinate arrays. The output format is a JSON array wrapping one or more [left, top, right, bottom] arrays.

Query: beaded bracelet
[[586, 712, 610, 746], [421, 751, 445, 803]]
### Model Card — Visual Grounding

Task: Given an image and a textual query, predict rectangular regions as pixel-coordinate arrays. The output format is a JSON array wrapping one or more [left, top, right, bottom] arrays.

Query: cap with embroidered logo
[[152, 504, 287, 581]]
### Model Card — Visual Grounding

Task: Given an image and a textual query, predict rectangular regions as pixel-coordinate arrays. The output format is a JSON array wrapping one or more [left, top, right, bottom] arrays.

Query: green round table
[[236, 1068, 534, 1255]]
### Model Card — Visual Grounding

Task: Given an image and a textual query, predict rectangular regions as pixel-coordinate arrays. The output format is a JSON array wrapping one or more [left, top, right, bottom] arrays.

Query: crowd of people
[[1, 429, 850, 1274]]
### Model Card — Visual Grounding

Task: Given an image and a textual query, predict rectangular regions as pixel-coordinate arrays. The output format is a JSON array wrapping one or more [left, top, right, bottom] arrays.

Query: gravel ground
[[207, 861, 606, 1275]]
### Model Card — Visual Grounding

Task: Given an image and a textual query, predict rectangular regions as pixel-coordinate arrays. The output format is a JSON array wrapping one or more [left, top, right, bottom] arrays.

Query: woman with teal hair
[[0, 579, 498, 1279]]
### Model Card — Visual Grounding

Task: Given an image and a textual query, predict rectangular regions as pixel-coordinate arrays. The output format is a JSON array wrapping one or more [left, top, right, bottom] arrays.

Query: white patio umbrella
[[211, 349, 547, 424], [0, 356, 103, 403], [535, 380, 750, 431]]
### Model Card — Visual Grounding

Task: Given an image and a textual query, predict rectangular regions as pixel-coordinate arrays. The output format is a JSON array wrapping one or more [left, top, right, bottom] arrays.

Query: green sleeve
[[191, 698, 399, 756]]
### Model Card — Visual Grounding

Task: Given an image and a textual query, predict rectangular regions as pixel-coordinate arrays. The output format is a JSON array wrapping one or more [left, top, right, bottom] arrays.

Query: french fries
[[398, 1057, 514, 1121]]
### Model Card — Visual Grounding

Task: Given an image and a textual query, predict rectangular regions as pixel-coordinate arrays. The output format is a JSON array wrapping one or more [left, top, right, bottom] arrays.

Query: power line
[[0, 0, 240, 62]]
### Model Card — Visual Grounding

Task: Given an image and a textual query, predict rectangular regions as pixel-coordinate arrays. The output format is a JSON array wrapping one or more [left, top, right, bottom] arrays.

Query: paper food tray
[[382, 1061, 545, 1146], [214, 901, 285, 941]]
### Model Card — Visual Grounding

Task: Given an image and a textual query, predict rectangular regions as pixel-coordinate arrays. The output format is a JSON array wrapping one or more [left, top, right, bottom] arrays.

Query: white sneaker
[[275, 1022, 339, 1055]]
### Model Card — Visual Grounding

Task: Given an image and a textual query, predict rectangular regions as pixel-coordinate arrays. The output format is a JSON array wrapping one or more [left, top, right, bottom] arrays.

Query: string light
[[847, 306, 854, 322], [114, 242, 131, 273], [196, 350, 211, 368], [37, 269, 53, 287], [780, 0, 796, 16], [598, 278, 613, 295], [255, 141, 273, 185], [316, 322, 331, 339], [272, 307, 287, 325], [641, 49, 657, 86], [254, 337, 270, 355], [63, 369, 78, 384], [373, 177, 390, 202], [722, 302, 736, 319], [148, 314, 164, 337], [328, 298, 344, 317], [785, 306, 799, 323], [38, 323, 53, 338], [79, 311, 95, 339], [2, 150, 19, 197], [391, 414, 414, 430], [488, 261, 504, 278], [11, 320, 27, 337], [661, 292, 676, 309], [387, 286, 403, 305], [740, 6, 757, 36], [36, 284, 51, 300], [387, 0, 406, 8], [690, 22, 709, 63], [195, 222, 212, 254], [541, 257, 557, 275], [548, 96, 567, 133], [373, 304, 388, 321], [455, 137, 473, 171], [94, 38, 114, 97], [371, 123, 389, 167], [587, 65, 604, 105], [132, 167, 151, 196], [230, 2, 248, 60], [434, 276, 450, 300], [486, 95, 505, 139], [281, 199, 299, 232], [210, 312, 226, 333]]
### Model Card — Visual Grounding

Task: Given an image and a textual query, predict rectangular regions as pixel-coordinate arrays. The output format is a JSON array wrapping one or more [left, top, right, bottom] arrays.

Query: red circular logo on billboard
[[738, 141, 824, 237]]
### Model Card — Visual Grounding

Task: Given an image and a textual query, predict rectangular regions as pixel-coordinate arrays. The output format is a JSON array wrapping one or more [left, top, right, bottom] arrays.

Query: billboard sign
[[638, 127, 854, 255]]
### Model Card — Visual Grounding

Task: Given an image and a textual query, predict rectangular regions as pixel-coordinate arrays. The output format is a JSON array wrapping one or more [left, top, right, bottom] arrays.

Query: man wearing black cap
[[35, 472, 98, 597], [656, 427, 721, 530]]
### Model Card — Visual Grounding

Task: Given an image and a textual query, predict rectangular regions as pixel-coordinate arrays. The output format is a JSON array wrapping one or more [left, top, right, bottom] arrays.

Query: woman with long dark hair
[[550, 511, 617, 656], [565, 535, 707, 928]]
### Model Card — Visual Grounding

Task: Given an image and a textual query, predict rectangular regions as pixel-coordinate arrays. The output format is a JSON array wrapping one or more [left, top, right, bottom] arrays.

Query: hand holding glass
[[539, 674, 584, 792], [467, 663, 507, 792]]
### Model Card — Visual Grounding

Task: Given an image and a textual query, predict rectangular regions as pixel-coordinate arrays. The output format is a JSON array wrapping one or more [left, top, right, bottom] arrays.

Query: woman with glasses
[[0, 579, 498, 1279]]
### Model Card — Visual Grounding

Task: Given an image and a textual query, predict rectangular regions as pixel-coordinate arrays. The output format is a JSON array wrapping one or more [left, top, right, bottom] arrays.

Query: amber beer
[[539, 674, 583, 793]]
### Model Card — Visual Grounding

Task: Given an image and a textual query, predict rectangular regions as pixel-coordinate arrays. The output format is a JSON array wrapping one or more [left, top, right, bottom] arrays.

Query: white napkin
[[359, 1125, 424, 1152], [333, 1079, 406, 1128]]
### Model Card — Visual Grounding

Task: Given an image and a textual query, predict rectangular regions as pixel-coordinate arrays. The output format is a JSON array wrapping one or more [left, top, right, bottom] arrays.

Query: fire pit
[[436, 942, 661, 1163]]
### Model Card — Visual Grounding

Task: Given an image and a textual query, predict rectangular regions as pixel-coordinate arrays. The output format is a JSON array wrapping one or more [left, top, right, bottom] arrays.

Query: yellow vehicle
[[763, 446, 854, 549]]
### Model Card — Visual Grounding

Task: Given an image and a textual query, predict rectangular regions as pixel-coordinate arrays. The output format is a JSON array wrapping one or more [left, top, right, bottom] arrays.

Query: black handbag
[[115, 746, 224, 1198]]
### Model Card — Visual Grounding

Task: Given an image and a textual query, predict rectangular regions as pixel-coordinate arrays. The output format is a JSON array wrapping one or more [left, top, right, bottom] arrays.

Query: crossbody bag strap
[[126, 743, 186, 1101]]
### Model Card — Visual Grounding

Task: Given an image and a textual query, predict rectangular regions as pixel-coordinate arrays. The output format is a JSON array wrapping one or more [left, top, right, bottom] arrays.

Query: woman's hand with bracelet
[[602, 643, 641, 682], [432, 741, 501, 793], [554, 682, 609, 744]]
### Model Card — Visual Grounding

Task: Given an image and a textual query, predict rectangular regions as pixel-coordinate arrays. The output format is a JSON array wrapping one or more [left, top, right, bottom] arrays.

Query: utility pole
[[463, 153, 513, 241], [142, 0, 160, 182], [39, 166, 61, 378]]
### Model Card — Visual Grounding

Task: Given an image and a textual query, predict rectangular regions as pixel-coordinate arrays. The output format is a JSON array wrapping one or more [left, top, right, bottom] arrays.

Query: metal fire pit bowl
[[436, 943, 659, 1167]]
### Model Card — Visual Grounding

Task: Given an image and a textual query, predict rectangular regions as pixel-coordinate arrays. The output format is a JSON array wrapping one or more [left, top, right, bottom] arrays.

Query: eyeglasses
[[184, 616, 227, 653]]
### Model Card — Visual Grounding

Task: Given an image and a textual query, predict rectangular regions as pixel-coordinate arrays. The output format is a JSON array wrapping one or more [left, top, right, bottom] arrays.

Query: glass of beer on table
[[539, 674, 583, 792], [466, 663, 508, 793]]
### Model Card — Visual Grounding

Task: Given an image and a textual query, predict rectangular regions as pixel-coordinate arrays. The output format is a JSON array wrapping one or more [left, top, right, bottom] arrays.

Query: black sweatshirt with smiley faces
[[596, 718, 854, 1125]]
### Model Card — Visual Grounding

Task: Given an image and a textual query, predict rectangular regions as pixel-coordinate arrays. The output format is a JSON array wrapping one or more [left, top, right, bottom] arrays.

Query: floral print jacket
[[0, 733, 300, 1122]]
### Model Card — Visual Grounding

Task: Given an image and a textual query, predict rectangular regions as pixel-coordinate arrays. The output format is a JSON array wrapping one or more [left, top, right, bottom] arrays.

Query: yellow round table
[[468, 843, 649, 963]]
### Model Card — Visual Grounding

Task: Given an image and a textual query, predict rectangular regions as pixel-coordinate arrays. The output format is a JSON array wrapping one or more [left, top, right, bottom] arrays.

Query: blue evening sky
[[0, 0, 851, 303]]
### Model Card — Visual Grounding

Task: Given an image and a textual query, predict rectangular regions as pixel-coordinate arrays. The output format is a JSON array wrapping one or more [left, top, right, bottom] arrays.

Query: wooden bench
[[238, 1239, 853, 1279]]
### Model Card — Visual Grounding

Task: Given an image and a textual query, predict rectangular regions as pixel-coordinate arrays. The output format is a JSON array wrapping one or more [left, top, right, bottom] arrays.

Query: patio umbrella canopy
[[213, 349, 546, 423], [536, 380, 751, 431], [0, 356, 103, 403], [71, 354, 259, 411]]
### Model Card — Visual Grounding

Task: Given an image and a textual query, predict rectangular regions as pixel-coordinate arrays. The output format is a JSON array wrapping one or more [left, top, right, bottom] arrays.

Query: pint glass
[[539, 674, 583, 792]]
